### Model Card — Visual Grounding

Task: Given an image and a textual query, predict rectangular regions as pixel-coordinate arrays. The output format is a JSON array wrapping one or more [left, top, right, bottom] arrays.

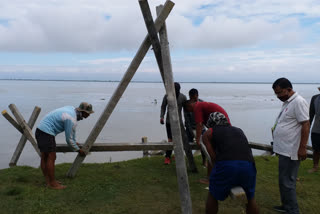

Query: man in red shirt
[[185, 101, 230, 146]]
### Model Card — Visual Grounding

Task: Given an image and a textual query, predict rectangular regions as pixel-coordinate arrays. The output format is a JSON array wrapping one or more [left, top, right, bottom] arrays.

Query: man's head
[[272, 78, 295, 102], [184, 99, 197, 112], [76, 102, 94, 119], [206, 112, 230, 128], [189, 88, 199, 102], [318, 87, 320, 91]]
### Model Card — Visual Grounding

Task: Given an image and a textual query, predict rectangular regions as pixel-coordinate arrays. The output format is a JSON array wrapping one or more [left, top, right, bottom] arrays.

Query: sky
[[0, 0, 319, 83]]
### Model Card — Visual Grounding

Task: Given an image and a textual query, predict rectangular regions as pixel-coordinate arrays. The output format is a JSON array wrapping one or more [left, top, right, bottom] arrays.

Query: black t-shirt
[[211, 125, 254, 162]]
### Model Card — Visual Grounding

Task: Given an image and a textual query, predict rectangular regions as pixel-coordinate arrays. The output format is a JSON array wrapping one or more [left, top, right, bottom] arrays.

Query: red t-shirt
[[193, 102, 230, 125]]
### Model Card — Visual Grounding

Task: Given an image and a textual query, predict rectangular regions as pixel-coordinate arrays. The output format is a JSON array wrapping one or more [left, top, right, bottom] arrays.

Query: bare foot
[[48, 181, 67, 190], [308, 168, 318, 173], [48, 183, 67, 190]]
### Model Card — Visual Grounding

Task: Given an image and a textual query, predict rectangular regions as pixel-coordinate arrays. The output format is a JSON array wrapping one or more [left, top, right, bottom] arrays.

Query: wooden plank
[[66, 0, 175, 178], [9, 106, 41, 167], [2, 110, 23, 133], [157, 4, 192, 214], [8, 104, 41, 157], [138, 0, 165, 82], [56, 142, 199, 152]]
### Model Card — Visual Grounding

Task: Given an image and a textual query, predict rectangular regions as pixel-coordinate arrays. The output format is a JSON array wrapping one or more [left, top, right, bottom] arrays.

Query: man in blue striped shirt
[[35, 102, 94, 189]]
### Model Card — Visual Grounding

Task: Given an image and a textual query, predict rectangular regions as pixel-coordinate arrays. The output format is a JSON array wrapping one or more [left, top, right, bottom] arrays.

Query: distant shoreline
[[0, 78, 319, 84]]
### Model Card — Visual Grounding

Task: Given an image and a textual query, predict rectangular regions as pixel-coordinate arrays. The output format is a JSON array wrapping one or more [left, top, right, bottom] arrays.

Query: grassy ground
[[0, 155, 319, 214]]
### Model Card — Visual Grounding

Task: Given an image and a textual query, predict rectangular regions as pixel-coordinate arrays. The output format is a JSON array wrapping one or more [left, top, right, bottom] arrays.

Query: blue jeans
[[278, 155, 300, 214]]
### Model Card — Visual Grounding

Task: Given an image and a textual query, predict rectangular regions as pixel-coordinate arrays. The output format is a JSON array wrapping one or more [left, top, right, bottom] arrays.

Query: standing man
[[160, 82, 187, 164], [35, 102, 94, 189], [309, 87, 320, 173], [271, 78, 310, 214], [185, 101, 230, 146], [184, 88, 206, 165]]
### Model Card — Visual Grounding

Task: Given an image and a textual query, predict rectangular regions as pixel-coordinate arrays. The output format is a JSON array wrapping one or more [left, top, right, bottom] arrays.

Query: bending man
[[35, 102, 94, 189], [203, 112, 259, 214]]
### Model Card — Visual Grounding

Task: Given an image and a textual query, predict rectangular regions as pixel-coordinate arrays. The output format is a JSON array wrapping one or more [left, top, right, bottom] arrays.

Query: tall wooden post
[[66, 0, 175, 177], [157, 4, 192, 214]]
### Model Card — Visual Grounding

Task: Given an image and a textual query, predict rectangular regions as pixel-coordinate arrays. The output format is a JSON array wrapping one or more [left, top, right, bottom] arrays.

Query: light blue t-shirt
[[37, 106, 79, 151]]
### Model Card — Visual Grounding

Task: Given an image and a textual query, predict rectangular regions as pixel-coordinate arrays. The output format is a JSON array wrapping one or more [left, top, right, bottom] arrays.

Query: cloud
[[0, 0, 319, 52]]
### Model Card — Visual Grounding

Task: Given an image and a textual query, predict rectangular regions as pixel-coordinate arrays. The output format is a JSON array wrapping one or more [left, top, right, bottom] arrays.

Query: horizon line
[[0, 78, 319, 85]]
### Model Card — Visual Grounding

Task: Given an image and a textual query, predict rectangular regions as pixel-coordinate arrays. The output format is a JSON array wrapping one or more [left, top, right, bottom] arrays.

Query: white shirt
[[272, 92, 309, 160]]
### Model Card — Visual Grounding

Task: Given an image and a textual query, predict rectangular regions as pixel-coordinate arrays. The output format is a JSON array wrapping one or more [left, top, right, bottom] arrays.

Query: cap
[[76, 102, 94, 114]]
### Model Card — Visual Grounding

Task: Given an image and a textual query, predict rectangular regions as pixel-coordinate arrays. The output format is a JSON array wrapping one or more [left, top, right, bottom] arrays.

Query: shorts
[[165, 123, 172, 140], [35, 128, 56, 153], [209, 160, 256, 201], [311, 133, 320, 152]]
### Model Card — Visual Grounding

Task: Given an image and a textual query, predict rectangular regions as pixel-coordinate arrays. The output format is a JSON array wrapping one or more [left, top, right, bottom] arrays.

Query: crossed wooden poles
[[2, 1, 192, 213]]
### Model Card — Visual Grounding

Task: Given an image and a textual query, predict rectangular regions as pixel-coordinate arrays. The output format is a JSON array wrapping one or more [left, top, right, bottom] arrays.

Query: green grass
[[0, 156, 319, 214]]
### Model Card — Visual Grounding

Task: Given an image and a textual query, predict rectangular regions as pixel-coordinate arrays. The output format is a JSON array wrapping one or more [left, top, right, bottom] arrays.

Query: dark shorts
[[209, 160, 256, 201], [165, 123, 172, 140], [311, 133, 320, 152], [35, 128, 56, 153]]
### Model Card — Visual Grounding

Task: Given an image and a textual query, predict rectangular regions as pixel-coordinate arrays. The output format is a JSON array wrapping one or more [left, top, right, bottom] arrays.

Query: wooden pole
[[138, 0, 165, 82], [8, 104, 41, 157], [66, 0, 175, 178], [9, 106, 41, 167], [157, 4, 192, 214], [141, 137, 148, 157], [2, 110, 23, 133], [140, 0, 197, 173]]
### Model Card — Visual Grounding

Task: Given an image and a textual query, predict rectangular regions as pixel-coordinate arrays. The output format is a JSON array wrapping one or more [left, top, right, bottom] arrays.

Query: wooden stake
[[9, 106, 41, 167], [8, 104, 41, 157]]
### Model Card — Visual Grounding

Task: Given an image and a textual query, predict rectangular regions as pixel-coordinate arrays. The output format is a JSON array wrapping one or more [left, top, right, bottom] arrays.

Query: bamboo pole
[[9, 106, 41, 167], [157, 4, 192, 213], [66, 0, 175, 178], [8, 104, 41, 157]]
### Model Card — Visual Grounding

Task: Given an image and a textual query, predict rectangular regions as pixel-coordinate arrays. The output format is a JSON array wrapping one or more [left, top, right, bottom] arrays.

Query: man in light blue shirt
[[35, 102, 94, 189]]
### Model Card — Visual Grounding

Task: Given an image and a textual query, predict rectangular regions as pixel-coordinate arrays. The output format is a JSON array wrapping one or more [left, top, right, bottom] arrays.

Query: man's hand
[[298, 147, 307, 161], [160, 118, 164, 125], [78, 149, 86, 157]]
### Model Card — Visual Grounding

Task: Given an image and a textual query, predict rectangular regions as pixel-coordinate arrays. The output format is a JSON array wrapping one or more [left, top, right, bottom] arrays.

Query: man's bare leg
[[206, 192, 218, 214], [40, 152, 50, 185], [47, 152, 66, 189], [246, 198, 259, 214], [309, 151, 320, 173]]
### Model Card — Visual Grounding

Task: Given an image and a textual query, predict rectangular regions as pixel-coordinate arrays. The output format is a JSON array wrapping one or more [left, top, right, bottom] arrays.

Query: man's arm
[[196, 122, 203, 146], [160, 95, 167, 124], [298, 120, 310, 160], [309, 96, 315, 126], [202, 129, 215, 164]]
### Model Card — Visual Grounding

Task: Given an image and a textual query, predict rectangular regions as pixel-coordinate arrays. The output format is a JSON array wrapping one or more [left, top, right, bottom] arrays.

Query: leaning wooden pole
[[138, 0, 165, 82], [9, 106, 41, 167], [66, 0, 175, 177], [8, 104, 41, 156], [157, 4, 192, 214]]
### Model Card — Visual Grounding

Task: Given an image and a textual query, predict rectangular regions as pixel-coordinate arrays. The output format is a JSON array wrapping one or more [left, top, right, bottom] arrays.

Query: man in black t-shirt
[[203, 112, 259, 214]]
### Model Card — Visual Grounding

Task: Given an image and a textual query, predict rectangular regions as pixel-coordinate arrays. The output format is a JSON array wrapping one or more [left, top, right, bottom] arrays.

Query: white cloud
[[0, 0, 319, 52]]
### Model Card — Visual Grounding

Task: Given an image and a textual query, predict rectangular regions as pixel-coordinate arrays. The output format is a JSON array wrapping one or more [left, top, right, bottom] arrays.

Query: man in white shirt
[[272, 78, 310, 214]]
